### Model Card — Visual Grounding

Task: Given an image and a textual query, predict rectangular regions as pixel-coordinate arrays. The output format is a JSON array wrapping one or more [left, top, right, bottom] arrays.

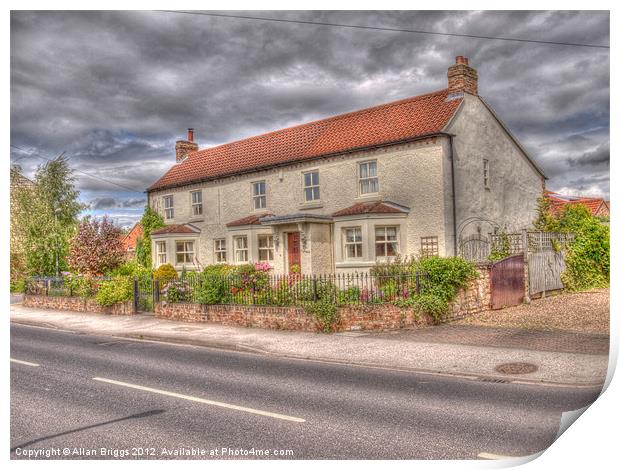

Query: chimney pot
[[187, 128, 194, 142], [455, 56, 468, 65]]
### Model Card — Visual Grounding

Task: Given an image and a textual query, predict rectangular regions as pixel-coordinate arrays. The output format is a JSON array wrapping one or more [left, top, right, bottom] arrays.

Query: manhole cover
[[495, 362, 538, 375]]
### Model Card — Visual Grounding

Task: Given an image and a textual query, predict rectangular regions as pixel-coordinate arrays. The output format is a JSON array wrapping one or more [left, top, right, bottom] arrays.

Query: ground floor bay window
[[375, 226, 398, 258], [258, 234, 274, 262], [175, 241, 195, 265], [234, 236, 249, 263]]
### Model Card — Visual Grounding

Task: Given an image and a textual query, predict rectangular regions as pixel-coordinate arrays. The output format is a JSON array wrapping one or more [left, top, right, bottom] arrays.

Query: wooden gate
[[490, 254, 525, 309], [528, 251, 566, 296]]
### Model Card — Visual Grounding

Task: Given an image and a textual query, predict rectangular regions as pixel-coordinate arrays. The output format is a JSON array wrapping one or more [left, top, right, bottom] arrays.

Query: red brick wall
[[23, 295, 135, 315]]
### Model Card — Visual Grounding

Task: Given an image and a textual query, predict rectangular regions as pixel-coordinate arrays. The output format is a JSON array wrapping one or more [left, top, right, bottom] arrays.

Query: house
[[147, 56, 546, 274], [545, 190, 610, 218], [121, 223, 143, 256]]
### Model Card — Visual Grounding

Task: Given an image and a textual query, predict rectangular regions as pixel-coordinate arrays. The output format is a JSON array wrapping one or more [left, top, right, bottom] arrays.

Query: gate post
[[133, 278, 139, 312], [522, 229, 531, 304]]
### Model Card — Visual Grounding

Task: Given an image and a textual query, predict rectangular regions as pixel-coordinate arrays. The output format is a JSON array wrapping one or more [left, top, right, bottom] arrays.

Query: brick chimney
[[175, 128, 199, 162], [447, 56, 478, 96]]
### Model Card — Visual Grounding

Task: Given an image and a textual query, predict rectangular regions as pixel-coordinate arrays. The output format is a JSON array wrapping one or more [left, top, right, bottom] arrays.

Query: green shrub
[[337, 286, 361, 305], [154, 263, 178, 282], [305, 301, 339, 332], [291, 278, 338, 302], [64, 274, 96, 298], [418, 256, 478, 302], [10, 278, 25, 293], [109, 260, 150, 277], [370, 255, 417, 286], [95, 276, 133, 306], [196, 275, 231, 305]]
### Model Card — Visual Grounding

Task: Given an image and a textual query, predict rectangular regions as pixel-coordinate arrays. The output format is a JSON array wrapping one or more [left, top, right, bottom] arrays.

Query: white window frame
[[359, 160, 379, 195], [258, 234, 274, 262], [163, 195, 174, 219], [190, 190, 203, 216], [234, 235, 249, 263], [343, 227, 363, 259], [252, 181, 266, 210], [375, 226, 399, 259], [483, 159, 490, 189], [302, 170, 320, 202], [156, 241, 167, 266], [214, 238, 227, 263], [175, 240, 195, 265]]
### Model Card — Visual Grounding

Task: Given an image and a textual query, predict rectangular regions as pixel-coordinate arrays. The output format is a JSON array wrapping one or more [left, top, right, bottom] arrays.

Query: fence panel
[[528, 251, 566, 296]]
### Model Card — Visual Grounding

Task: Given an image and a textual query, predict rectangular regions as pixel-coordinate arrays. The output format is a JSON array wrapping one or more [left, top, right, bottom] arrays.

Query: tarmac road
[[10, 323, 602, 460]]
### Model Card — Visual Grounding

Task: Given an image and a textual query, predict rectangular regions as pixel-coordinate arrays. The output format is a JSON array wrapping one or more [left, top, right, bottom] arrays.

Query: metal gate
[[458, 234, 490, 262], [528, 251, 566, 296], [133, 276, 157, 313], [490, 254, 525, 309]]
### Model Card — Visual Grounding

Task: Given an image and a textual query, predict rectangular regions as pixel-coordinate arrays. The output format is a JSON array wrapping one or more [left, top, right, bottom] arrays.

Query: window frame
[[483, 159, 490, 189], [252, 181, 267, 210], [175, 240, 195, 265], [375, 226, 399, 259], [163, 195, 174, 220], [302, 170, 320, 202], [190, 190, 203, 217], [359, 160, 379, 195], [234, 235, 249, 263], [214, 238, 227, 263], [156, 241, 167, 266], [258, 234, 274, 262], [343, 227, 363, 260]]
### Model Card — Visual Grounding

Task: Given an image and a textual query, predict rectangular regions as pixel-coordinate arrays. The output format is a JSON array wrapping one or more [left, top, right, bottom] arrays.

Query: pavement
[[10, 323, 603, 459], [10, 303, 609, 386]]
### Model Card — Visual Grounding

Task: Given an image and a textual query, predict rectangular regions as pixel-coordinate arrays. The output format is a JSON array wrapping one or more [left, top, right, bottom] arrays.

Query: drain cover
[[495, 362, 538, 375]]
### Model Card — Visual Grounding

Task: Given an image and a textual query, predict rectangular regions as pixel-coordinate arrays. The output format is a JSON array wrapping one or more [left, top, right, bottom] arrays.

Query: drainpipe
[[444, 133, 458, 256]]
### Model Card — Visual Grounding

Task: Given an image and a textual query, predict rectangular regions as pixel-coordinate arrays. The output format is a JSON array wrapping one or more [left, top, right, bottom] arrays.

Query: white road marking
[[10, 358, 40, 367], [92, 377, 306, 423], [477, 452, 516, 460]]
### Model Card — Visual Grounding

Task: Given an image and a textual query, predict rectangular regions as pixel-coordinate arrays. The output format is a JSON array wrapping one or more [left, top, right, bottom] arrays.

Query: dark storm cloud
[[90, 197, 117, 210], [10, 10, 610, 224]]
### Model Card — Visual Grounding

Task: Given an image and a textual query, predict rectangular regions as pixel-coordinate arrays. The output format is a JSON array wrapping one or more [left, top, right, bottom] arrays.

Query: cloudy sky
[[10, 10, 610, 228]]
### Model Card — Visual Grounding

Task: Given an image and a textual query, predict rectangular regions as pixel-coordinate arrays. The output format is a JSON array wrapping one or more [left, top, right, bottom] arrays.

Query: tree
[[532, 196, 557, 231], [12, 155, 83, 275], [136, 205, 165, 269], [68, 217, 126, 275]]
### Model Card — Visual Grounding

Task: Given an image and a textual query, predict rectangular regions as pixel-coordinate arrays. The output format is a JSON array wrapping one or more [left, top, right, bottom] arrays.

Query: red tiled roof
[[332, 201, 409, 217], [148, 89, 462, 191], [545, 191, 609, 217], [226, 213, 274, 227], [151, 224, 199, 235], [121, 223, 143, 251]]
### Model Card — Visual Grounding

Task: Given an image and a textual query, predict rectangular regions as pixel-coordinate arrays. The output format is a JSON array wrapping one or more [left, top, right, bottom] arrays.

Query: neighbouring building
[[545, 190, 610, 218], [147, 56, 546, 274], [121, 223, 143, 256]]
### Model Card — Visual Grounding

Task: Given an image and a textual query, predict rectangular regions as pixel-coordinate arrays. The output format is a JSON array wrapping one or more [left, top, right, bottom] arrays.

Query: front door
[[287, 232, 301, 273]]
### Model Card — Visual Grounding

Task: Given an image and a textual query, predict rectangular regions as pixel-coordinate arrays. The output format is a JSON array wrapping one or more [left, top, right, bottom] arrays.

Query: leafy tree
[[136, 205, 165, 269], [12, 156, 83, 275], [532, 196, 557, 231], [68, 216, 126, 275]]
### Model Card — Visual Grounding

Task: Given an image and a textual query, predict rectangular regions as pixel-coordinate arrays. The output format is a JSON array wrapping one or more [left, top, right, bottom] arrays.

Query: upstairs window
[[214, 239, 226, 263], [483, 159, 490, 189], [175, 241, 194, 264], [234, 236, 249, 263], [163, 195, 174, 219], [375, 226, 398, 258], [303, 170, 320, 202], [344, 227, 363, 259], [258, 235, 274, 262], [253, 181, 266, 210], [191, 190, 203, 216], [359, 161, 379, 195]]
